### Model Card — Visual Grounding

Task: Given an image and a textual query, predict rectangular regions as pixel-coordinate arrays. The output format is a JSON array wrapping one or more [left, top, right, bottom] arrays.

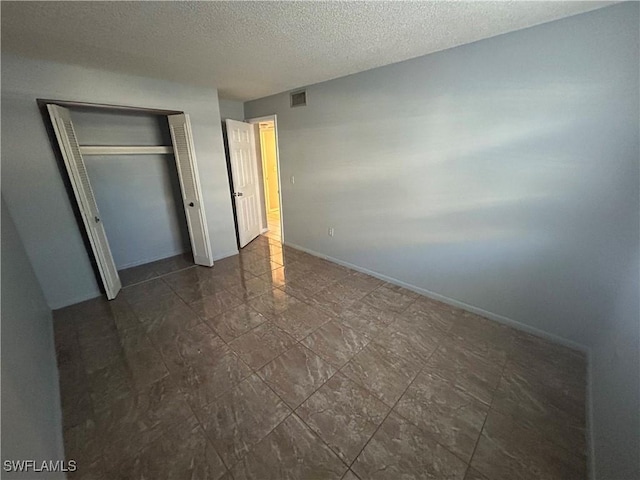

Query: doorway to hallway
[[266, 210, 281, 243], [258, 119, 281, 245], [225, 114, 284, 250]]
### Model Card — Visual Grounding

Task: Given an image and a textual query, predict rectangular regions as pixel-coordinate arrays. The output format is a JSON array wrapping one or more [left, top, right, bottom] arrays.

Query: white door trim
[[245, 114, 285, 245], [46, 103, 215, 301]]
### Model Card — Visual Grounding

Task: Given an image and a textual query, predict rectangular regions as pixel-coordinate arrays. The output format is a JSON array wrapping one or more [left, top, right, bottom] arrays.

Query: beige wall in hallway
[[260, 126, 280, 212]]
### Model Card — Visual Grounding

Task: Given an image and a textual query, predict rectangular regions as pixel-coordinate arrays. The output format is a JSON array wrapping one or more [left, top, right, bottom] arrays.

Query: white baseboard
[[285, 240, 596, 475], [284, 241, 589, 354], [116, 249, 191, 270], [587, 355, 596, 479], [213, 249, 240, 261], [50, 290, 102, 310]]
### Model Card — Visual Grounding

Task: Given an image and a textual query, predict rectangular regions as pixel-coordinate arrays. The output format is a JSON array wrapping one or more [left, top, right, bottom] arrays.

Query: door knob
[[233, 192, 244, 197], [94, 216, 100, 223], [189, 202, 194, 207]]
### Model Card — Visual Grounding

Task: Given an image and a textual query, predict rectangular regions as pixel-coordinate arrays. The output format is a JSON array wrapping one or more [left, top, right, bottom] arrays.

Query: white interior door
[[167, 114, 213, 267], [226, 119, 261, 247], [47, 105, 122, 299]]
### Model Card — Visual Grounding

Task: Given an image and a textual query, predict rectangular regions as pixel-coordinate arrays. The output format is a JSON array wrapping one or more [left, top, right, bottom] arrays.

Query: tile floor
[[54, 232, 587, 480], [265, 209, 281, 243], [118, 252, 195, 288]]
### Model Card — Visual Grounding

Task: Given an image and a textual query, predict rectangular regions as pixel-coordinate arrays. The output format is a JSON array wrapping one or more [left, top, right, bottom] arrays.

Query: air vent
[[290, 90, 307, 108]]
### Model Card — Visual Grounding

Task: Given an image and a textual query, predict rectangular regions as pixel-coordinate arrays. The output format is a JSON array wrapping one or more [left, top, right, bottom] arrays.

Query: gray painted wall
[[245, 3, 638, 349], [1, 197, 66, 478], [590, 253, 640, 479], [1, 54, 238, 308], [72, 110, 190, 269], [218, 98, 244, 121], [246, 5, 639, 479]]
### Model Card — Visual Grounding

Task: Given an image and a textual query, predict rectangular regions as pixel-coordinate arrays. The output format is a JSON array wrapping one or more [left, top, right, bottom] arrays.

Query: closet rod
[[79, 146, 173, 156]]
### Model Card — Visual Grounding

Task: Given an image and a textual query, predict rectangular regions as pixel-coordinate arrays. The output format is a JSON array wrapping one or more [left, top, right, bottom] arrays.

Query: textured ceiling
[[1, 1, 615, 101]]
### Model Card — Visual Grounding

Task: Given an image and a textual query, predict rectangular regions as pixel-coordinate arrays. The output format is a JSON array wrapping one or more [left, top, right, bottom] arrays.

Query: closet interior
[[44, 101, 213, 299]]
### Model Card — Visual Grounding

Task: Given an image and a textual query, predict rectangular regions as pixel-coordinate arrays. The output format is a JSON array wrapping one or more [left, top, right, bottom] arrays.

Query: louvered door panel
[[47, 104, 122, 299], [168, 113, 213, 266]]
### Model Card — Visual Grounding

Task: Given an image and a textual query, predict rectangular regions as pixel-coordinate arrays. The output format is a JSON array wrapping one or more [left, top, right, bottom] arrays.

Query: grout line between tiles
[[209, 283, 365, 471], [483, 361, 589, 468], [463, 351, 509, 478], [341, 314, 500, 473], [343, 339, 437, 472], [62, 235, 589, 479], [157, 251, 310, 473], [238, 301, 376, 472], [121, 281, 238, 476]]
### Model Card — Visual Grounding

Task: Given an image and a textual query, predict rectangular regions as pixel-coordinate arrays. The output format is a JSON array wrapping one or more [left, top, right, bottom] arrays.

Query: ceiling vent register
[[290, 90, 307, 108]]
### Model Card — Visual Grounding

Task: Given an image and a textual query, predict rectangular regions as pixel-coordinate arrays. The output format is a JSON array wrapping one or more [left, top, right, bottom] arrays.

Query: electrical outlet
[[328, 227, 334, 237], [290, 175, 295, 184]]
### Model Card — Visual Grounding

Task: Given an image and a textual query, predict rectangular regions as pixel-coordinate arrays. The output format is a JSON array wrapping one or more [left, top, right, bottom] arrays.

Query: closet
[[45, 101, 213, 300]]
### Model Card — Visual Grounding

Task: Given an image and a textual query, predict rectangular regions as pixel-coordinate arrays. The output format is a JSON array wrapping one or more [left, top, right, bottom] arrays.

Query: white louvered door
[[167, 114, 213, 267], [47, 105, 122, 299], [226, 119, 261, 247]]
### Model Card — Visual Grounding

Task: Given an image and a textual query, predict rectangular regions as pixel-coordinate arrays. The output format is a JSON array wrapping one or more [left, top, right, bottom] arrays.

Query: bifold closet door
[[47, 105, 122, 299], [167, 114, 213, 267]]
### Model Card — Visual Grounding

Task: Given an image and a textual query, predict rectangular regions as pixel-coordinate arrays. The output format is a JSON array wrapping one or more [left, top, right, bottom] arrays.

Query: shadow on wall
[[288, 82, 617, 244], [276, 80, 629, 345]]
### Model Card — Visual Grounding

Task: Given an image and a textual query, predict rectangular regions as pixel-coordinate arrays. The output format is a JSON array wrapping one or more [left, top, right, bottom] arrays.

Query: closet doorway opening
[[42, 100, 213, 299]]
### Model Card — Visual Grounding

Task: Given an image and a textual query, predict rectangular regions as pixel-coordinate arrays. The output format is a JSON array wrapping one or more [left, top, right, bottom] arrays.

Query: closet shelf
[[79, 145, 173, 156]]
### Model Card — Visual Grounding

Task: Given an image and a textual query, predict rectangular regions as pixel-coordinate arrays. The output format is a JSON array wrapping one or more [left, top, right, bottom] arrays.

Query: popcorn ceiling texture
[[1, 1, 614, 101]]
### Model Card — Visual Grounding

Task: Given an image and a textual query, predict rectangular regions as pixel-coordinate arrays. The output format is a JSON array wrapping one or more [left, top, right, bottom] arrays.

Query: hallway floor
[[265, 209, 281, 243], [54, 235, 587, 480]]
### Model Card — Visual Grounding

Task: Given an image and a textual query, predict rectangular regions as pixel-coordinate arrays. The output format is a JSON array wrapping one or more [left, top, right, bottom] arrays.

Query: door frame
[[245, 114, 285, 245], [39, 99, 214, 299]]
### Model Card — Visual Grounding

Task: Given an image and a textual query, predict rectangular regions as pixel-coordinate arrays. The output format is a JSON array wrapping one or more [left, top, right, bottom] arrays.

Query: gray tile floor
[[118, 252, 195, 288], [54, 233, 587, 480], [265, 210, 281, 243]]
